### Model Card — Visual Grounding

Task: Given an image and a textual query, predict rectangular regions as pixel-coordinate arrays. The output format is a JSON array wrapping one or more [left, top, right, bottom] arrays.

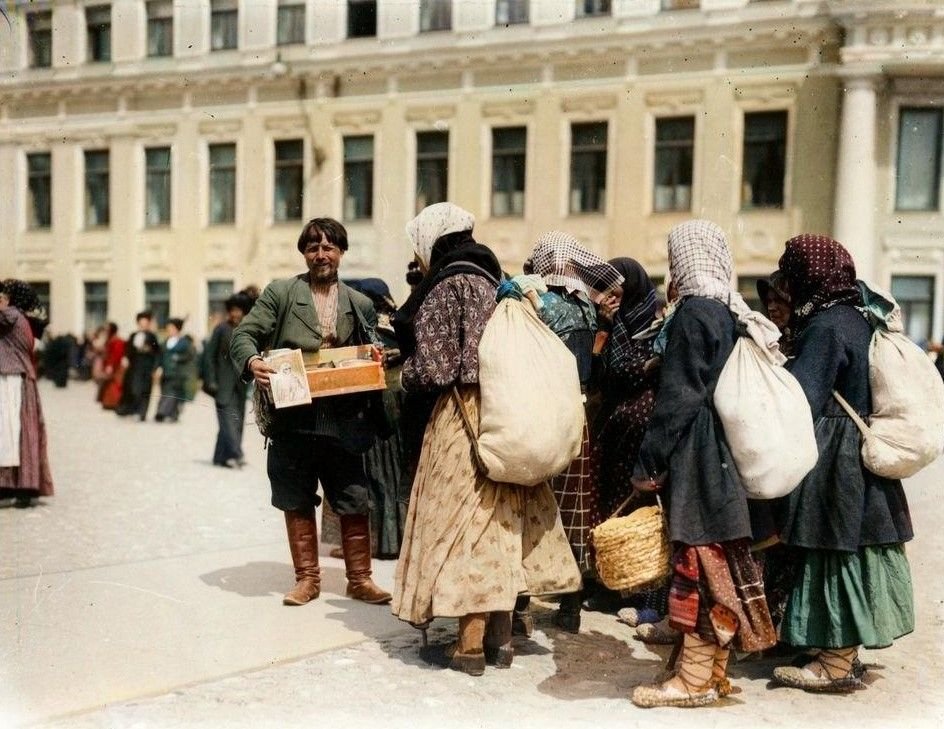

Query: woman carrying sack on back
[[630, 220, 777, 709], [512, 232, 624, 634], [771, 235, 914, 693], [391, 203, 580, 676]]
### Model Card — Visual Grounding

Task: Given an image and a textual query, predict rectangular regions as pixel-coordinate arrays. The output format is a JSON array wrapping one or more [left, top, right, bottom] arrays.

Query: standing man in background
[[204, 293, 253, 468], [117, 312, 160, 421]]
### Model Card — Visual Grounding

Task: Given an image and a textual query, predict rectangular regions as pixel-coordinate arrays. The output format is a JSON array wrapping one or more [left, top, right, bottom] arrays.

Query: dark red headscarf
[[778, 234, 861, 332]]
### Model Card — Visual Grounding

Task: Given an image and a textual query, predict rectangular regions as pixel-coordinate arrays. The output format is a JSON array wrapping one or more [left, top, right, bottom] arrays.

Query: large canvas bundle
[[475, 298, 584, 486], [714, 337, 817, 499]]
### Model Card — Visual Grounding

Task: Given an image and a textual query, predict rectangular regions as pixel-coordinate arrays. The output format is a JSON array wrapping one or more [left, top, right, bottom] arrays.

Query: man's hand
[[248, 357, 276, 389]]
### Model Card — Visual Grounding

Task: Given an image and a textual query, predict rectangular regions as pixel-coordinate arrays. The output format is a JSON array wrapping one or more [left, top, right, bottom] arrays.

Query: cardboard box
[[302, 345, 386, 399]]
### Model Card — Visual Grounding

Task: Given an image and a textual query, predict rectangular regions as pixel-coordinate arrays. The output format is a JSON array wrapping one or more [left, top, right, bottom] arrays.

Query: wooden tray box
[[302, 345, 386, 399]]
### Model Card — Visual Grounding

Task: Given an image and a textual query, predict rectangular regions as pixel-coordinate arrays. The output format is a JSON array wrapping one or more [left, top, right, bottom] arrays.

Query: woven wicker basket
[[591, 496, 671, 593]]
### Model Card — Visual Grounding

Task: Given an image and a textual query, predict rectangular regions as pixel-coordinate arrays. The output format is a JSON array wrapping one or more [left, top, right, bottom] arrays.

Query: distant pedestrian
[[204, 294, 253, 468], [117, 311, 161, 420], [0, 280, 53, 508], [155, 318, 195, 423], [96, 322, 125, 410], [44, 332, 74, 388]]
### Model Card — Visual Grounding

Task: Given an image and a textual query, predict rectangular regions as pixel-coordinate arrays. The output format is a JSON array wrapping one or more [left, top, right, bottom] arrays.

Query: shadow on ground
[[199, 561, 343, 598]]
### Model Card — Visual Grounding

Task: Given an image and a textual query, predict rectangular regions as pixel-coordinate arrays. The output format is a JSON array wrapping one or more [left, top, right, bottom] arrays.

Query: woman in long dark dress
[[0, 280, 53, 508], [772, 235, 914, 692], [630, 220, 777, 708]]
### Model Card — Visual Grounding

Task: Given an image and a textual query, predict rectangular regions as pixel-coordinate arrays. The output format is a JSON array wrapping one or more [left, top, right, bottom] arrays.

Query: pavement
[[1, 380, 943, 729]]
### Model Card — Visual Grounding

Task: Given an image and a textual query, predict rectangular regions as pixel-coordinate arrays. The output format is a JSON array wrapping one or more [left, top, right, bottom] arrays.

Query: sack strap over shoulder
[[831, 390, 871, 437], [451, 386, 490, 477]]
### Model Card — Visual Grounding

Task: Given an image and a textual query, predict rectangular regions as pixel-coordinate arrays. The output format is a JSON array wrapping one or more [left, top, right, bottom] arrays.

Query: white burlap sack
[[476, 298, 584, 486], [838, 329, 944, 479], [714, 337, 818, 499]]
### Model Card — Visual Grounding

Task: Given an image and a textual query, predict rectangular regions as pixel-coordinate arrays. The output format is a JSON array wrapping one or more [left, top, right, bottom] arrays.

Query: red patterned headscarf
[[778, 234, 861, 331]]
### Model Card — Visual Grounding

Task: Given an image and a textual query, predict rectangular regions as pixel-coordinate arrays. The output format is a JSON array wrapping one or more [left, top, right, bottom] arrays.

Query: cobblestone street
[[2, 381, 943, 728]]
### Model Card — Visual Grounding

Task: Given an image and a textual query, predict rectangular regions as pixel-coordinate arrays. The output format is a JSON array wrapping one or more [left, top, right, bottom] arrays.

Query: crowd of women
[[384, 203, 915, 709]]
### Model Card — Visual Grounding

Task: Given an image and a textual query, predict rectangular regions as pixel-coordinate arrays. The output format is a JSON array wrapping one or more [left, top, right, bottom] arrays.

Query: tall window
[[492, 127, 526, 217], [30, 282, 51, 320], [653, 116, 695, 212], [496, 0, 528, 24], [277, 1, 305, 45], [147, 1, 173, 57], [742, 110, 787, 209], [86, 5, 111, 63], [415, 131, 448, 213], [145, 281, 171, 329], [348, 0, 376, 37], [84, 150, 109, 227], [570, 122, 607, 214], [209, 143, 236, 224], [891, 275, 934, 344], [27, 152, 52, 229], [274, 139, 303, 222], [343, 136, 374, 221], [84, 281, 109, 332], [420, 0, 451, 32], [145, 147, 171, 227], [896, 108, 943, 212], [211, 0, 238, 51], [27, 11, 53, 68], [575, 0, 610, 18], [207, 279, 234, 327]]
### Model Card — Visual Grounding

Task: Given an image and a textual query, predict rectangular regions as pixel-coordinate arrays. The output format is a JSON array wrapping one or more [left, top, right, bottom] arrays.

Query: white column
[[833, 75, 879, 281]]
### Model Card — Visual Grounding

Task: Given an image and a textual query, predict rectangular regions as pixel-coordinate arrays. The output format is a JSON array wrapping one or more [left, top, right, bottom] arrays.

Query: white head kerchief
[[406, 202, 475, 269], [525, 231, 624, 304], [668, 219, 785, 364]]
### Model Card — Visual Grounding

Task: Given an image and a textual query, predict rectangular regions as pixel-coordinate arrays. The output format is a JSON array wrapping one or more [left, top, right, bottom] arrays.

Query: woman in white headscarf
[[391, 204, 581, 676], [629, 220, 778, 708]]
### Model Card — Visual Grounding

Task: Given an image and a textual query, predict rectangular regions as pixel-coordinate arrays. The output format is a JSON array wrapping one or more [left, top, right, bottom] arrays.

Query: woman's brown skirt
[[392, 386, 581, 625]]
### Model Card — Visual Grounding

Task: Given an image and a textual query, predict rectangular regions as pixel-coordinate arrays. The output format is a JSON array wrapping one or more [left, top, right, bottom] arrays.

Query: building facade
[[1, 0, 942, 342]]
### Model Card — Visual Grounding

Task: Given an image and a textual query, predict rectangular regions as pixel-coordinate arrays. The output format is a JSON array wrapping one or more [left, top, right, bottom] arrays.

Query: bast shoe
[[773, 649, 864, 693], [635, 618, 680, 645], [631, 680, 719, 709]]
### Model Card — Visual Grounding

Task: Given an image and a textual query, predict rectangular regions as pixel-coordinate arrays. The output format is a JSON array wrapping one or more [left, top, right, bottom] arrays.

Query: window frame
[[273, 138, 304, 223], [575, 0, 610, 19], [208, 142, 237, 225], [342, 135, 375, 222], [890, 274, 936, 344], [84, 280, 109, 332], [490, 126, 527, 218], [419, 0, 451, 32], [84, 149, 110, 228], [569, 121, 608, 215], [276, 1, 306, 46], [415, 130, 449, 214], [144, 280, 171, 330], [145, 146, 172, 228], [740, 109, 788, 211], [27, 11, 53, 68], [27, 151, 52, 229], [146, 0, 174, 58], [895, 106, 944, 213], [347, 0, 377, 38], [652, 115, 696, 214], [210, 0, 238, 51], [85, 5, 112, 63], [495, 0, 528, 25]]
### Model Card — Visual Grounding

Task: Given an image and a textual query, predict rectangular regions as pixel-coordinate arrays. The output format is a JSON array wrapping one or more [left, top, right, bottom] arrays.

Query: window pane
[[492, 127, 526, 216], [28, 12, 53, 68], [209, 143, 236, 224], [29, 282, 51, 321], [27, 152, 52, 228], [145, 147, 171, 227], [343, 136, 373, 221], [416, 131, 449, 213], [891, 275, 934, 344], [86, 5, 111, 62], [277, 3, 306, 45], [575, 0, 610, 18], [896, 108, 943, 212], [420, 0, 451, 31], [211, 0, 238, 50], [654, 116, 694, 212], [347, 0, 376, 37], [84, 281, 109, 332], [742, 110, 786, 209], [207, 279, 234, 326], [84, 150, 110, 227], [147, 1, 174, 57], [274, 139, 303, 222], [145, 281, 171, 329], [570, 122, 607, 214], [496, 0, 528, 24]]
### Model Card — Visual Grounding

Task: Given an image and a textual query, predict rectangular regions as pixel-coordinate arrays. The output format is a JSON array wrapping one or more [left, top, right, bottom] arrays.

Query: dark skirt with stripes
[[550, 422, 596, 575]]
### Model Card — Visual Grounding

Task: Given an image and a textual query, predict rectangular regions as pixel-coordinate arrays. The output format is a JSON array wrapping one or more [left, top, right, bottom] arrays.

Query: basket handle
[[608, 491, 666, 521]]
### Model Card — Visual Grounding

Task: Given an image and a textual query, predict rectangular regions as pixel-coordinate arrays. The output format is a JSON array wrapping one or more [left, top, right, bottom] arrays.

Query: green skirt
[[781, 544, 914, 649]]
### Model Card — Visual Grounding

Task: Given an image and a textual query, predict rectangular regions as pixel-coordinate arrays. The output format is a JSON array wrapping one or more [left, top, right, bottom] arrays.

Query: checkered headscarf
[[668, 220, 785, 363], [525, 231, 623, 304]]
